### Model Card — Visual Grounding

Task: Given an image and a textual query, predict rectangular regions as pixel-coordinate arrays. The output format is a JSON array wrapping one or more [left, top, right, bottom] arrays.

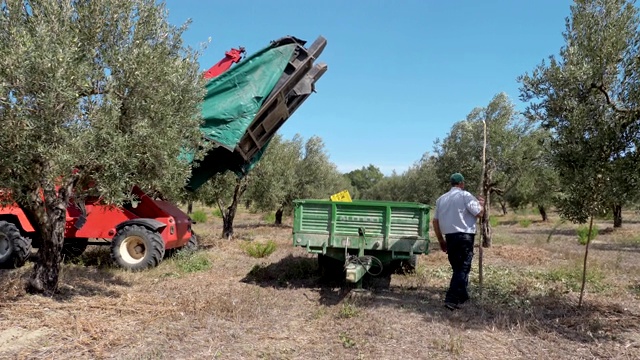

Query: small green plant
[[212, 208, 223, 218], [536, 263, 608, 293], [576, 224, 599, 245], [242, 240, 277, 258], [338, 332, 356, 348], [190, 210, 207, 224], [173, 251, 212, 273], [519, 218, 532, 228], [337, 302, 359, 319], [489, 216, 499, 228], [262, 212, 276, 223]]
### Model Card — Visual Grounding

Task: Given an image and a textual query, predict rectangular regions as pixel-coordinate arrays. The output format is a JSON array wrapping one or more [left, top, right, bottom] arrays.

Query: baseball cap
[[450, 173, 464, 185]]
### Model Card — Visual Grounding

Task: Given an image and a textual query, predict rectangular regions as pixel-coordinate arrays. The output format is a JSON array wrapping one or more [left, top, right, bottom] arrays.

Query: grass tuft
[[519, 218, 532, 228], [242, 240, 277, 258], [173, 251, 212, 273], [262, 212, 276, 223], [577, 224, 599, 245], [337, 302, 359, 319]]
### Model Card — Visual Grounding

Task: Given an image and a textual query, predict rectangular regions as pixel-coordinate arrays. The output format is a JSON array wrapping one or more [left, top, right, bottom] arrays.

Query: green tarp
[[183, 41, 296, 191], [199, 43, 296, 149]]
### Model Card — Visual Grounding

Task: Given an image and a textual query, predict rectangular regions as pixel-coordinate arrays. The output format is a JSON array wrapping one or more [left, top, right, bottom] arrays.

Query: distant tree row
[[189, 135, 351, 238]]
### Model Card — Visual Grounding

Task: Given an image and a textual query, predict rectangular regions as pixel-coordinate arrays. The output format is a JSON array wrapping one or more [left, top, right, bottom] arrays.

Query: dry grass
[[1, 208, 640, 359]]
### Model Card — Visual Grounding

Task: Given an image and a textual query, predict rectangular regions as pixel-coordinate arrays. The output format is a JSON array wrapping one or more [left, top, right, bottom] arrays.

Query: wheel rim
[[119, 235, 146, 265], [0, 233, 9, 258]]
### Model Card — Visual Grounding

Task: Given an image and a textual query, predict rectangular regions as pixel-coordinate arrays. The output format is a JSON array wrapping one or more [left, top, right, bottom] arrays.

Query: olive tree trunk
[[538, 204, 548, 222], [275, 207, 284, 225], [613, 204, 622, 228], [18, 179, 75, 296], [220, 177, 247, 239]]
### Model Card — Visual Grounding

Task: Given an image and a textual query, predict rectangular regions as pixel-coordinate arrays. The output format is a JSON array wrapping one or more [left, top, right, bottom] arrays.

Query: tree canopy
[[0, 0, 205, 294]]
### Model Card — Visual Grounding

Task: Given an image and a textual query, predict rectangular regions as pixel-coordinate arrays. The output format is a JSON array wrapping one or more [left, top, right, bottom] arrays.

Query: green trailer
[[292, 199, 430, 285]]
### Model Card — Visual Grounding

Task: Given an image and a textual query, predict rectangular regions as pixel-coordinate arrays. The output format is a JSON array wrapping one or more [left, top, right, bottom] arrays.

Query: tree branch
[[590, 83, 634, 114]]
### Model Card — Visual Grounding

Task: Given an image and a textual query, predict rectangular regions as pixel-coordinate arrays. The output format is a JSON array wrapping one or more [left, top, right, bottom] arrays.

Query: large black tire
[[165, 233, 198, 258], [0, 220, 32, 269], [110, 225, 165, 271], [184, 233, 198, 252], [62, 238, 89, 260], [387, 254, 418, 275]]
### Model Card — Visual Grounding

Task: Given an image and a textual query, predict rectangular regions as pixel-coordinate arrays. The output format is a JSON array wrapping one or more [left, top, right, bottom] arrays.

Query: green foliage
[[0, 0, 206, 206], [190, 210, 208, 224], [577, 224, 599, 245], [242, 240, 277, 258], [262, 212, 276, 223], [519, 219, 532, 228], [362, 154, 439, 204], [212, 208, 223, 218], [245, 134, 349, 215], [0, 0, 206, 293], [433, 93, 541, 202], [345, 164, 384, 197], [519, 0, 640, 224], [173, 251, 212, 273], [489, 216, 499, 228]]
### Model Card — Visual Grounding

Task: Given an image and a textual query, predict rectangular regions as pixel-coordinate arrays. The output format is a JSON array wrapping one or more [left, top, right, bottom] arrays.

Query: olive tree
[[345, 164, 384, 199], [0, 0, 205, 294], [434, 93, 537, 246], [519, 0, 640, 305], [195, 172, 247, 239], [245, 134, 350, 224], [245, 134, 302, 224]]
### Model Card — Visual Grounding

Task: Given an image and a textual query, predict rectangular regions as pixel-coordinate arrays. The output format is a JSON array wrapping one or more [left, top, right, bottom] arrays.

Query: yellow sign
[[330, 190, 352, 202]]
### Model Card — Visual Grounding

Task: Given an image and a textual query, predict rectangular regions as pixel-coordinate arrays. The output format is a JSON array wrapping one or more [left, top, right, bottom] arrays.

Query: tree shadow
[[240, 254, 640, 346], [591, 242, 640, 253], [513, 228, 577, 236], [240, 254, 397, 305], [0, 259, 131, 302]]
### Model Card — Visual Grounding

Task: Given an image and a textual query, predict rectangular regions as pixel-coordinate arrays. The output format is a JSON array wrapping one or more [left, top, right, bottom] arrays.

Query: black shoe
[[444, 302, 459, 311]]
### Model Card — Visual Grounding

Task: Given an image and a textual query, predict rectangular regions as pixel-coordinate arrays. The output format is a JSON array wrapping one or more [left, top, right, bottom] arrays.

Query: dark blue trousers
[[444, 232, 475, 305]]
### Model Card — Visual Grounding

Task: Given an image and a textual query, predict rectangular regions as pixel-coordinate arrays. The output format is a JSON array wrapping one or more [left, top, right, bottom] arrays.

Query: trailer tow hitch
[[344, 227, 383, 288]]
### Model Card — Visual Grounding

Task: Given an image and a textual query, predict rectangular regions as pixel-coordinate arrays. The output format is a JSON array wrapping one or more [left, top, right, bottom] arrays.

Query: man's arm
[[466, 193, 486, 219], [432, 218, 447, 253]]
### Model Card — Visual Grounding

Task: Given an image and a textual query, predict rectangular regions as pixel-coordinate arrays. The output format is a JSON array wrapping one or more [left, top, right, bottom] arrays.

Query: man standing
[[432, 173, 485, 311]]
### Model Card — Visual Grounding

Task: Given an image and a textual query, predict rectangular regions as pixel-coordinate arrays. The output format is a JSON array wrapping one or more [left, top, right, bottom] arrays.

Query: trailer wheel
[[389, 254, 418, 275], [401, 254, 418, 273], [110, 225, 165, 271], [62, 238, 89, 260], [317, 254, 344, 280], [0, 220, 32, 269]]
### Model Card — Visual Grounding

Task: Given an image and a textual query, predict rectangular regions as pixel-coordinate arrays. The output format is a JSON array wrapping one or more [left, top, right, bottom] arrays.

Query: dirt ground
[[1, 208, 639, 360]]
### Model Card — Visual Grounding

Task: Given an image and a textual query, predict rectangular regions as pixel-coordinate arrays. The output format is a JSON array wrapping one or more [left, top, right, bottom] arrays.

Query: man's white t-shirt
[[433, 187, 482, 235]]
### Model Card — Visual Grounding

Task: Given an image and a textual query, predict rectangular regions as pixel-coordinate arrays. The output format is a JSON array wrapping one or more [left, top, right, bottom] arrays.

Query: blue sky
[[164, 0, 572, 175]]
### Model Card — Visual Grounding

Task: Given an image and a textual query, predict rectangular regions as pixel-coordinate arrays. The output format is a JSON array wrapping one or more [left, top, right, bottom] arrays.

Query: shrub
[[577, 224, 599, 245], [212, 208, 223, 218], [489, 216, 499, 228], [190, 210, 207, 224], [242, 240, 277, 258]]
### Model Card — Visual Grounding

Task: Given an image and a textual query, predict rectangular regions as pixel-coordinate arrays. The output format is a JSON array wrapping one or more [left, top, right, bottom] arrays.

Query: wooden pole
[[478, 119, 487, 296]]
